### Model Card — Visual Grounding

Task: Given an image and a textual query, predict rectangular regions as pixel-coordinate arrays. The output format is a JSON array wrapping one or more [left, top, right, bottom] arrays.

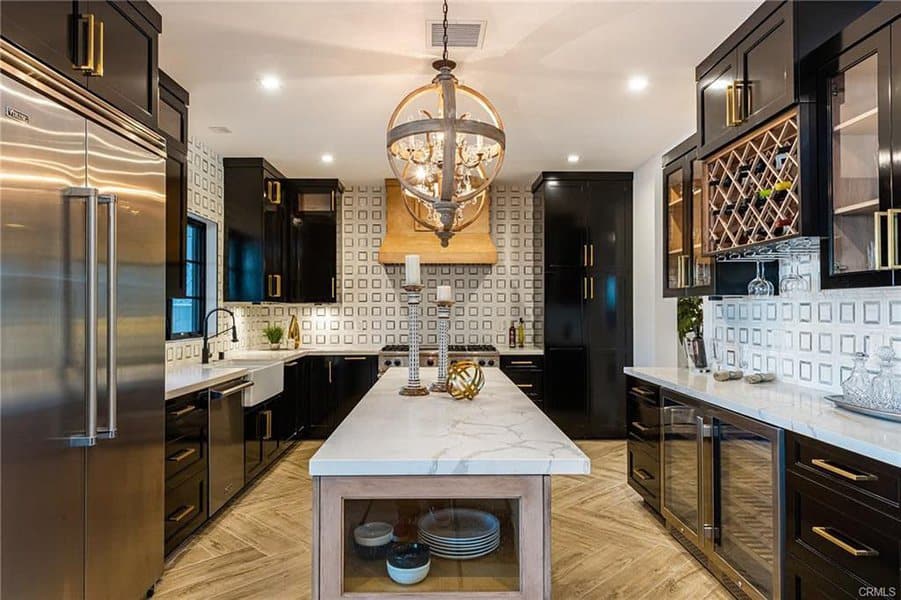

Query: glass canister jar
[[870, 346, 896, 410], [841, 352, 871, 407]]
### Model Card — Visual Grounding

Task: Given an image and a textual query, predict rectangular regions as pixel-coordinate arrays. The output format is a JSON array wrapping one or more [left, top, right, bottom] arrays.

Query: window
[[169, 218, 206, 339]]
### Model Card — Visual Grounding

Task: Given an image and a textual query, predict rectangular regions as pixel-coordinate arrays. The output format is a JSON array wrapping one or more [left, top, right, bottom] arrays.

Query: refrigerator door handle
[[65, 187, 100, 447], [97, 193, 117, 440]]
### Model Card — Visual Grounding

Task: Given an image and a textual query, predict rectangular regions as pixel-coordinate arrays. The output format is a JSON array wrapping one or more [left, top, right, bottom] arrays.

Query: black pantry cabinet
[[307, 355, 378, 439], [532, 172, 633, 439], [284, 179, 343, 303], [696, 0, 877, 158], [223, 158, 286, 303], [0, 0, 162, 129], [160, 71, 189, 317]]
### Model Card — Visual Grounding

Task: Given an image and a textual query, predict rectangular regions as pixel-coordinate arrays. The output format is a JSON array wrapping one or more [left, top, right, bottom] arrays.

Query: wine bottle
[[508, 321, 516, 349]]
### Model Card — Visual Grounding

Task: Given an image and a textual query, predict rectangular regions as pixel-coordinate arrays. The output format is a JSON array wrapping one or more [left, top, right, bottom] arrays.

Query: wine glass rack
[[705, 109, 801, 254]]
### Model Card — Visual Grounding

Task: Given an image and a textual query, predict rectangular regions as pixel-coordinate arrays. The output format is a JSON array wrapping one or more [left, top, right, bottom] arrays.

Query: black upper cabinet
[[285, 179, 343, 303], [533, 172, 633, 439], [696, 1, 877, 158], [160, 71, 189, 307], [223, 158, 286, 303], [0, 1, 161, 129]]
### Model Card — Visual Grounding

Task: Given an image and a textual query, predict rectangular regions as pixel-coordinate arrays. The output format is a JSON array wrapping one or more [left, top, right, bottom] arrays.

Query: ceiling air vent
[[427, 20, 486, 49]]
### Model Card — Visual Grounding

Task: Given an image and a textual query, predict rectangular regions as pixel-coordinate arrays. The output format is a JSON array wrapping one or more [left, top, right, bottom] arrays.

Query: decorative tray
[[825, 395, 901, 423]]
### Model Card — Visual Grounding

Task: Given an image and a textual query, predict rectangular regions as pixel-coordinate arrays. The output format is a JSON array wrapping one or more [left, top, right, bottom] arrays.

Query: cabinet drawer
[[787, 471, 900, 594], [785, 554, 857, 600], [164, 468, 207, 554], [504, 369, 544, 401], [165, 436, 205, 481], [628, 445, 660, 511], [787, 432, 900, 514], [500, 355, 544, 370]]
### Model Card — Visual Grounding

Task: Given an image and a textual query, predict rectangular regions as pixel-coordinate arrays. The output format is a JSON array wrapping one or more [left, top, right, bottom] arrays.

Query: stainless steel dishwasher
[[209, 379, 253, 516]]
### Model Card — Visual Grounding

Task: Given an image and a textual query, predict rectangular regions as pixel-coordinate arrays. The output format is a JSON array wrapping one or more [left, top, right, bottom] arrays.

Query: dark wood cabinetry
[[223, 158, 286, 303], [625, 378, 661, 513], [307, 355, 378, 439], [244, 397, 282, 482], [160, 71, 189, 311], [0, 1, 161, 129], [281, 359, 309, 442], [164, 390, 209, 556], [284, 179, 343, 303], [533, 172, 633, 439], [696, 0, 876, 158], [500, 356, 544, 404], [785, 432, 900, 598]]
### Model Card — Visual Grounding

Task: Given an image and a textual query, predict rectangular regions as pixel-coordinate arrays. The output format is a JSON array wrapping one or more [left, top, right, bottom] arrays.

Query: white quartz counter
[[625, 367, 901, 468], [499, 346, 544, 356], [309, 367, 590, 476]]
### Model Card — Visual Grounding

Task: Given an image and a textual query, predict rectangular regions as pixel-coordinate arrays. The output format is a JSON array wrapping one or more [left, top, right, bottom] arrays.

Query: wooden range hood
[[378, 179, 497, 265]]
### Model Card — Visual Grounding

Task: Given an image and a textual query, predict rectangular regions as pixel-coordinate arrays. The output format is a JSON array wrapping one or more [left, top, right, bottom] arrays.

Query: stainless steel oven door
[[706, 405, 784, 600]]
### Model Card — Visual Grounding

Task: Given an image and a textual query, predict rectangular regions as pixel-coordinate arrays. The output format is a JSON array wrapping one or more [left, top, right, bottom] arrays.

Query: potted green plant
[[262, 324, 284, 350], [677, 297, 707, 370]]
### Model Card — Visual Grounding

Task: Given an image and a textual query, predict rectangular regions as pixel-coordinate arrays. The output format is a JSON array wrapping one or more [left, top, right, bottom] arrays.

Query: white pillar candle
[[437, 285, 452, 302], [404, 254, 421, 285]]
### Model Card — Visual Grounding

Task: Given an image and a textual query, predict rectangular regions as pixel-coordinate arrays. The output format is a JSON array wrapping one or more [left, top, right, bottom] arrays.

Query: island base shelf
[[311, 474, 551, 600]]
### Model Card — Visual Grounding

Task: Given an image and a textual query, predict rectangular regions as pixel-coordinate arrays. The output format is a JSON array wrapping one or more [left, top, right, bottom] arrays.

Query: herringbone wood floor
[[155, 441, 731, 600]]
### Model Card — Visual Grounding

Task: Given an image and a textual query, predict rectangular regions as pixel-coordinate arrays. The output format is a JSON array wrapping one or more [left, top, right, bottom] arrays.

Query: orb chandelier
[[386, 0, 505, 246]]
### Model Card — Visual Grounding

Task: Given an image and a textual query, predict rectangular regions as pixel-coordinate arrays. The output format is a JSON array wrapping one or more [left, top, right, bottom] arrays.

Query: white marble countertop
[[499, 346, 544, 356], [309, 367, 590, 476], [165, 365, 250, 400], [165, 345, 381, 399], [625, 367, 901, 468]]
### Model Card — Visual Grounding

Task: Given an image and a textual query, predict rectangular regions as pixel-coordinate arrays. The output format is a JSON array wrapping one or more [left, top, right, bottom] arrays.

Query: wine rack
[[705, 109, 801, 254]]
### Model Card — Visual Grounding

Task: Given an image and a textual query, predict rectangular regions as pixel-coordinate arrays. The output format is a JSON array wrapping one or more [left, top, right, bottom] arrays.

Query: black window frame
[[167, 217, 207, 340]]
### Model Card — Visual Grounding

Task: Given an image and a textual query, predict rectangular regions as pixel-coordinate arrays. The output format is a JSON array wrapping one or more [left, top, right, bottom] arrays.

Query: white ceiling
[[157, 0, 760, 183]]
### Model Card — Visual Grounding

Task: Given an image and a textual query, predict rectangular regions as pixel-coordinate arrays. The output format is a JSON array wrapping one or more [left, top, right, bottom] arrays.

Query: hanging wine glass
[[748, 261, 771, 297]]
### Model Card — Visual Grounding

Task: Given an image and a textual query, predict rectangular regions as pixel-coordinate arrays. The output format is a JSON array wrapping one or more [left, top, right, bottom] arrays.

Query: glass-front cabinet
[[662, 136, 714, 297], [819, 26, 895, 288], [661, 392, 702, 546]]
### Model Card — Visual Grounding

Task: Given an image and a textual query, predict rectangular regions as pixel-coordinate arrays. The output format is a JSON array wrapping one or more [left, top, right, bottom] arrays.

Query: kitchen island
[[309, 366, 589, 599]]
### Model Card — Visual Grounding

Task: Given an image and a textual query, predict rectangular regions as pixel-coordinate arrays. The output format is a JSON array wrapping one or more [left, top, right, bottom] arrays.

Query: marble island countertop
[[625, 367, 901, 468], [309, 367, 590, 476]]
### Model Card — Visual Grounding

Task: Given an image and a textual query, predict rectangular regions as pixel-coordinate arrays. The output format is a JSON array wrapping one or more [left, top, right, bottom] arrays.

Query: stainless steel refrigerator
[[1, 41, 165, 599]]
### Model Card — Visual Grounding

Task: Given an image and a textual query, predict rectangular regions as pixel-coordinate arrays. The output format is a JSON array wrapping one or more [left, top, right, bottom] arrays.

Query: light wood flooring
[[155, 441, 731, 600]]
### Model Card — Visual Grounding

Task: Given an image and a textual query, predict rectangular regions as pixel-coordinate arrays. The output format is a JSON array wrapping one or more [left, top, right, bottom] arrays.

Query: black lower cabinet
[[500, 355, 544, 404], [625, 378, 661, 514], [308, 355, 377, 439], [244, 403, 266, 482], [164, 390, 209, 555], [281, 358, 309, 442]]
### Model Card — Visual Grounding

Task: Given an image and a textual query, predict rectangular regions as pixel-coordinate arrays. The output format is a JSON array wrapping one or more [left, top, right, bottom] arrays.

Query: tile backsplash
[[705, 253, 901, 392], [166, 138, 542, 368]]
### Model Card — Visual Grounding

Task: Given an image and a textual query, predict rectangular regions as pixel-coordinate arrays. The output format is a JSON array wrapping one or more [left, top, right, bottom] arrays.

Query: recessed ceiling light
[[259, 74, 281, 91], [567, 154, 580, 164], [627, 75, 649, 93], [321, 153, 334, 164]]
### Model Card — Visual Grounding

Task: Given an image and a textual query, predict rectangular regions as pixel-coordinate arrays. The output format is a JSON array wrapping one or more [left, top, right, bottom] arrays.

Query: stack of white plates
[[418, 508, 500, 560]]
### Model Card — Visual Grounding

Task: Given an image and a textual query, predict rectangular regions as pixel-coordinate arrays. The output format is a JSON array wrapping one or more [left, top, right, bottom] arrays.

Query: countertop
[[625, 367, 901, 468], [499, 346, 544, 356], [309, 367, 590, 476]]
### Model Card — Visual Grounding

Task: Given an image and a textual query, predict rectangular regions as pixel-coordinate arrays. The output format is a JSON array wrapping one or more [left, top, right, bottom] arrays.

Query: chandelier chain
[[442, 0, 449, 62]]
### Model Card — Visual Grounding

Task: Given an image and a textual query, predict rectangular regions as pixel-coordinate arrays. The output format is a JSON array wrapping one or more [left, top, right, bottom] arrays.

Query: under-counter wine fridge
[[662, 392, 784, 600]]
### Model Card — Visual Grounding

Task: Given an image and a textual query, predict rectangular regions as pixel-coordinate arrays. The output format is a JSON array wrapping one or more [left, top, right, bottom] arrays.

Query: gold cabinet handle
[[725, 83, 734, 127], [166, 447, 197, 463], [889, 208, 900, 269], [630, 421, 650, 433], [261, 409, 273, 440], [589, 276, 594, 300], [327, 360, 332, 384], [74, 14, 96, 73], [168, 504, 196, 523], [343, 356, 367, 361], [874, 211, 887, 270], [509, 360, 534, 366], [582, 277, 588, 300], [516, 383, 534, 389], [331, 276, 336, 300], [93, 19, 104, 77], [726, 82, 742, 126], [589, 244, 594, 267], [268, 274, 282, 298], [168, 404, 196, 418], [331, 190, 336, 212], [274, 181, 281, 205], [582, 244, 588, 267], [810, 458, 878, 482], [811, 526, 879, 557], [632, 468, 653, 481]]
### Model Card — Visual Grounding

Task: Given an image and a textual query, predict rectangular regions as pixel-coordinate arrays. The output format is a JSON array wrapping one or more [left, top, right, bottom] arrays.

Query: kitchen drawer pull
[[629, 387, 656, 398], [810, 458, 878, 482], [811, 526, 879, 557], [630, 421, 650, 433], [167, 448, 197, 463], [167, 504, 196, 523], [285, 361, 299, 367], [632, 468, 653, 481], [343, 356, 368, 361], [509, 360, 535, 366], [210, 381, 254, 399], [168, 405, 196, 418], [516, 383, 534, 389]]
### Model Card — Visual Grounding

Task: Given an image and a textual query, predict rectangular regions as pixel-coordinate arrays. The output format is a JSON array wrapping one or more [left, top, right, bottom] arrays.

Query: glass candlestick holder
[[429, 300, 454, 393]]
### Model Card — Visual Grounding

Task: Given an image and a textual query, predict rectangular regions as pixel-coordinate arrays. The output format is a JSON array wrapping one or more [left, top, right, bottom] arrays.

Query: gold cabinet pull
[[331, 276, 336, 299], [261, 410, 273, 440], [582, 244, 588, 267], [630, 421, 650, 433], [810, 458, 878, 482], [889, 208, 900, 269], [167, 448, 197, 463], [74, 14, 96, 73], [274, 181, 281, 205], [331, 190, 336, 212], [589, 276, 594, 300], [874, 211, 887, 270], [811, 526, 879, 557], [582, 277, 588, 300], [725, 83, 734, 127], [726, 82, 742, 126], [268, 274, 282, 298], [343, 356, 367, 361], [509, 360, 534, 366], [93, 19, 104, 77], [168, 405, 196, 418], [589, 244, 594, 267], [168, 504, 196, 523], [327, 360, 332, 384], [632, 468, 653, 481], [516, 383, 534, 389]]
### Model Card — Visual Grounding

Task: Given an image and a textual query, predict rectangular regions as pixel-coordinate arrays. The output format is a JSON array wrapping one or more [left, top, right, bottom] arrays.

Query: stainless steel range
[[379, 344, 500, 374]]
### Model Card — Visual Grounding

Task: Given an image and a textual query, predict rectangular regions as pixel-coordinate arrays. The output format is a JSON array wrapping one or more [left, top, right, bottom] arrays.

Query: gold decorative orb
[[446, 360, 485, 401]]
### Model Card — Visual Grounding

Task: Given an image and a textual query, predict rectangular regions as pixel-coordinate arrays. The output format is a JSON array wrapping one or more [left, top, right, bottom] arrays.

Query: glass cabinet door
[[665, 166, 686, 292], [824, 29, 893, 282], [690, 158, 713, 290], [662, 395, 701, 544]]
